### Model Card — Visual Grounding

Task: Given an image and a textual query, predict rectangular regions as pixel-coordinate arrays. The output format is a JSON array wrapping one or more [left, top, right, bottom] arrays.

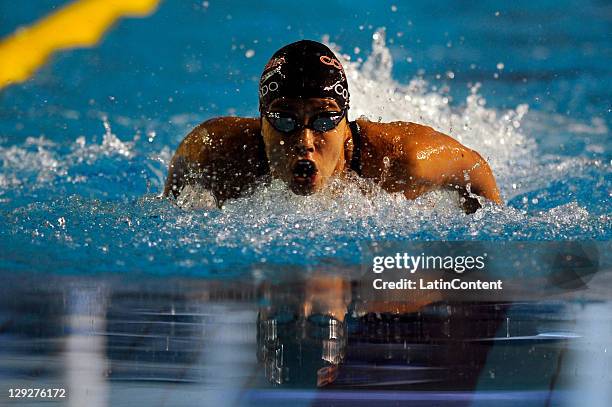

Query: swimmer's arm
[[405, 131, 502, 212]]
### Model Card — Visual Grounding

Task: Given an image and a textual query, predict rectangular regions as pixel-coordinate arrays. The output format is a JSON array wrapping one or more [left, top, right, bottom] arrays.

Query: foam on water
[[345, 29, 536, 180], [0, 31, 610, 274]]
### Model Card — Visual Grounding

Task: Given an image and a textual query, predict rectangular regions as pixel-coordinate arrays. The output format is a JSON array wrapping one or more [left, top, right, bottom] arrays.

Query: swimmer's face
[[261, 98, 350, 195]]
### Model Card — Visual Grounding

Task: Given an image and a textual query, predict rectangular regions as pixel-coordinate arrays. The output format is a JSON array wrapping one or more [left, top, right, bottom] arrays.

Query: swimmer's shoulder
[[355, 118, 467, 159], [175, 117, 263, 163], [164, 117, 267, 199], [355, 118, 456, 146], [354, 118, 476, 180], [353, 118, 495, 197]]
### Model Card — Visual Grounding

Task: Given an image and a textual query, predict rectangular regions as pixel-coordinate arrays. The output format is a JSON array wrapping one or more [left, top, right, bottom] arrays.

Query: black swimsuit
[[349, 120, 362, 175]]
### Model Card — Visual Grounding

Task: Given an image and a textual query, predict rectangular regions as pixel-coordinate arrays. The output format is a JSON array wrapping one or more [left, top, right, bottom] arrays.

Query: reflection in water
[[563, 302, 612, 407], [257, 277, 511, 392], [64, 285, 108, 407], [257, 311, 346, 388], [0, 272, 609, 406], [257, 277, 349, 388]]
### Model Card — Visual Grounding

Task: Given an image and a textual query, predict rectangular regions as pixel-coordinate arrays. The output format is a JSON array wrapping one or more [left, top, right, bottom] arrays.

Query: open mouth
[[291, 159, 318, 186]]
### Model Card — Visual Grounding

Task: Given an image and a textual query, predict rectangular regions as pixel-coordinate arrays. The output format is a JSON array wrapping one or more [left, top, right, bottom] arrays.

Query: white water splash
[[0, 120, 170, 191], [1, 30, 609, 249], [334, 29, 537, 197]]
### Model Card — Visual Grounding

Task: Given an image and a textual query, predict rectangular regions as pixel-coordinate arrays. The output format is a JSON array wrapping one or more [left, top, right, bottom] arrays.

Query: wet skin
[[163, 97, 502, 213]]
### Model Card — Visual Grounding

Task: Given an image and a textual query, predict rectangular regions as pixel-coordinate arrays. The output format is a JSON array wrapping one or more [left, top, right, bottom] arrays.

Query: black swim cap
[[259, 40, 349, 112]]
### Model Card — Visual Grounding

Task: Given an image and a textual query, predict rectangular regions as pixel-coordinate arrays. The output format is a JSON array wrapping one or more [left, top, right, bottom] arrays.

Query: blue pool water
[[1, 2, 611, 405], [0, 0, 610, 276]]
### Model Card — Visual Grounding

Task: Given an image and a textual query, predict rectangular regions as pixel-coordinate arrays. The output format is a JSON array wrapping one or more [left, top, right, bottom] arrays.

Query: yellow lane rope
[[0, 0, 160, 89]]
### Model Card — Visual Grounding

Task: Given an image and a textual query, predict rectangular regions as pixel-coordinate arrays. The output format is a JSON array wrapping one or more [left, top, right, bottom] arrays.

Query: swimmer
[[164, 40, 502, 213]]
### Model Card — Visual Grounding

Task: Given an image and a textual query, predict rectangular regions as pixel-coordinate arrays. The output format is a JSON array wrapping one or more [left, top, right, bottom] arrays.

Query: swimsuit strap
[[349, 120, 362, 175]]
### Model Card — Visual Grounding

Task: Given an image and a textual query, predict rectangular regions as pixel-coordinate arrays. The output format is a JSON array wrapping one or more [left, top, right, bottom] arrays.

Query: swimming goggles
[[264, 110, 345, 134]]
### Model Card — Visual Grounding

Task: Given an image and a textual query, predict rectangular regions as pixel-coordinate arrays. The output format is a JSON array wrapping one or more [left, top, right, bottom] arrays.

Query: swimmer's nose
[[295, 130, 315, 157]]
